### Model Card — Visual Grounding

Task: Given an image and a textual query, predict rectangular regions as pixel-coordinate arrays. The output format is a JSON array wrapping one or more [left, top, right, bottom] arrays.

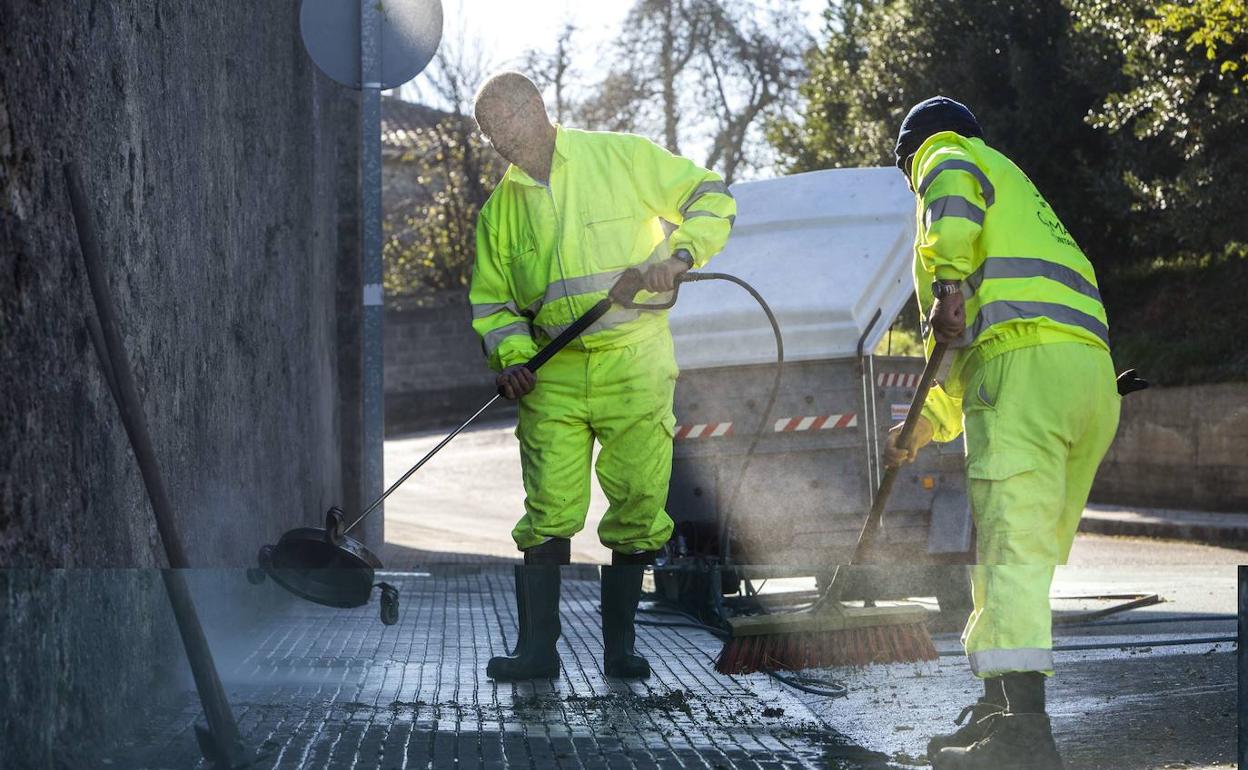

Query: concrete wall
[[1092, 383, 1248, 512], [384, 292, 516, 434], [0, 2, 360, 765]]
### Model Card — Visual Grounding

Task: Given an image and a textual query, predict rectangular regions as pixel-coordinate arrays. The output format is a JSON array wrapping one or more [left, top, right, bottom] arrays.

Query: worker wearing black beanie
[[885, 95, 1121, 770], [894, 95, 983, 175]]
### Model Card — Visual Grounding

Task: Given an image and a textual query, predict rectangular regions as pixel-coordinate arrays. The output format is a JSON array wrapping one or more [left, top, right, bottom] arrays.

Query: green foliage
[[1071, 0, 1248, 258], [383, 118, 504, 302], [874, 326, 925, 357], [770, 0, 1126, 263], [774, 0, 1248, 382], [1104, 244, 1248, 384]]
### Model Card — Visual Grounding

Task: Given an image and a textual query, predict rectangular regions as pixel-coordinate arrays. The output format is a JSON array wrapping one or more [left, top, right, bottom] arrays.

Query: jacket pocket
[[582, 209, 641, 269], [965, 355, 1009, 413], [966, 448, 1037, 482], [499, 228, 537, 265]]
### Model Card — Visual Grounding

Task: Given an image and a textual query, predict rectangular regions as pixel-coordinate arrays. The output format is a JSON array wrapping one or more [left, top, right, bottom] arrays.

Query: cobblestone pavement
[[100, 565, 1236, 770], [102, 568, 897, 770]]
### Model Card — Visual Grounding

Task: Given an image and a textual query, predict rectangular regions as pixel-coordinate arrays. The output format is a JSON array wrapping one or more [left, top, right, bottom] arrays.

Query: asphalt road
[[382, 421, 1248, 567]]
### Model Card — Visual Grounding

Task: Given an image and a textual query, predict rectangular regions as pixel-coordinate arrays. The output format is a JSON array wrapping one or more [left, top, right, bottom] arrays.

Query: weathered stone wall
[[1092, 383, 1248, 512], [384, 293, 516, 434], [0, 1, 360, 765]]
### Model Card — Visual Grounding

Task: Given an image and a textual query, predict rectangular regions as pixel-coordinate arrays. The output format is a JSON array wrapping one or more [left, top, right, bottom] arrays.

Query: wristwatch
[[673, 249, 694, 269], [931, 280, 962, 299]]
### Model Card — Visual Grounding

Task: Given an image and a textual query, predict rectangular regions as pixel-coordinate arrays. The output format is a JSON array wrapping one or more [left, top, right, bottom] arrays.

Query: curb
[[1079, 514, 1248, 548]]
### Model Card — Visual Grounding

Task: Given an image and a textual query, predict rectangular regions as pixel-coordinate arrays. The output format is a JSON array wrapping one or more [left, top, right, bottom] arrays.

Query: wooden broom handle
[[850, 341, 949, 563]]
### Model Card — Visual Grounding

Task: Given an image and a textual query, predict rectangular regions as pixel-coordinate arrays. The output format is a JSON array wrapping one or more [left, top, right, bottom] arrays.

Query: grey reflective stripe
[[684, 209, 734, 224], [925, 195, 985, 226], [540, 307, 642, 338], [967, 648, 1054, 677], [483, 321, 532, 354], [680, 180, 732, 216], [471, 300, 522, 320], [965, 257, 1102, 303], [918, 159, 995, 207], [542, 270, 621, 306], [538, 243, 676, 309], [972, 300, 1110, 347]]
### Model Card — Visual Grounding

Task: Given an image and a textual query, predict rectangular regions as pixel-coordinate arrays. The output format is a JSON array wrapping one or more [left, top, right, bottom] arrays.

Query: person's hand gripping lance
[[494, 258, 691, 401]]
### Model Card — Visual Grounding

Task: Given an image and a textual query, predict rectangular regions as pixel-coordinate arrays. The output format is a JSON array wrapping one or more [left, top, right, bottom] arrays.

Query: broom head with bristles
[[715, 602, 937, 674]]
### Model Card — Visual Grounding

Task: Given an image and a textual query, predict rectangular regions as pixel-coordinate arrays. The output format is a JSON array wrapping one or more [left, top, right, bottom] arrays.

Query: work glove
[[642, 257, 690, 293], [929, 292, 966, 344], [496, 365, 536, 400], [883, 415, 935, 468]]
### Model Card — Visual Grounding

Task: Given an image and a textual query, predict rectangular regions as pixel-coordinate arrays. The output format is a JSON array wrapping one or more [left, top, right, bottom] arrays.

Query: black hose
[[766, 671, 849, 698], [679, 272, 785, 570], [936, 636, 1236, 656], [1060, 613, 1236, 629]]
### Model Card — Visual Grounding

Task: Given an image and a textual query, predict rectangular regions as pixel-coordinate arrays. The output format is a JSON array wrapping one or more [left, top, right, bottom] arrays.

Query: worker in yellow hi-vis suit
[[468, 72, 735, 682], [883, 97, 1120, 770]]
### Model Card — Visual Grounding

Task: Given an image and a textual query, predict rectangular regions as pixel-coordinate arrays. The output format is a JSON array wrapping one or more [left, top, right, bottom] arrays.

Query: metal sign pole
[[300, 0, 441, 548], [360, 0, 385, 545]]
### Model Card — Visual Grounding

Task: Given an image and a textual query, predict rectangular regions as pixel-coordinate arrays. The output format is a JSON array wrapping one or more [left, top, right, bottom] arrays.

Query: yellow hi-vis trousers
[[512, 328, 678, 555], [961, 342, 1120, 677]]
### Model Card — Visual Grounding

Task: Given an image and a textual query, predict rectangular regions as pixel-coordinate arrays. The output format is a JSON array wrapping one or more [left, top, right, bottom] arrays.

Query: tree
[[697, 2, 809, 181], [382, 32, 504, 300], [578, 0, 808, 183], [1070, 0, 1248, 257], [767, 0, 1131, 267], [578, 0, 709, 152], [772, 0, 1248, 382], [521, 23, 577, 124]]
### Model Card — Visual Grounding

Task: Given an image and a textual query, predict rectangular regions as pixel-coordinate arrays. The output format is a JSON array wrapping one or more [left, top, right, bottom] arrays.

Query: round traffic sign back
[[300, 0, 443, 90]]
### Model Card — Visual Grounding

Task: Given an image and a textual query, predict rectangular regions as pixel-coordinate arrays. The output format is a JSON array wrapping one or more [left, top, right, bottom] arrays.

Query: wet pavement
[[103, 568, 889, 770], [99, 563, 1236, 770], [94, 427, 1242, 768]]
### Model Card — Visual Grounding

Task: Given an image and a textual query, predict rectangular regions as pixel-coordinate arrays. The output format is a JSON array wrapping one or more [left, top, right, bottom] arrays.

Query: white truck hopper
[[670, 166, 917, 370]]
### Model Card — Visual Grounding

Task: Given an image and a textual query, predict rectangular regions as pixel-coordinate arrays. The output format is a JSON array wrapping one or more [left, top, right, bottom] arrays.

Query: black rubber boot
[[933, 713, 1064, 769], [486, 539, 568, 681], [601, 552, 655, 679], [926, 700, 1005, 757], [926, 677, 1006, 758], [934, 673, 1064, 770]]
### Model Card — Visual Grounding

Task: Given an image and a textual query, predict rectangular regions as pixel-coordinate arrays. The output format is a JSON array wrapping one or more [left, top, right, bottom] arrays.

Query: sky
[[392, 0, 829, 107]]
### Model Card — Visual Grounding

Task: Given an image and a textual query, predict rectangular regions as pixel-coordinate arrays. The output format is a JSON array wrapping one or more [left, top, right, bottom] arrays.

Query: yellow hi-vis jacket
[[469, 126, 736, 371], [911, 131, 1112, 442]]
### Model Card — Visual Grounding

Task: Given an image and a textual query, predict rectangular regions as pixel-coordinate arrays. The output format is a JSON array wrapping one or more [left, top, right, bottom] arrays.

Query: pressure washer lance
[[256, 266, 746, 619]]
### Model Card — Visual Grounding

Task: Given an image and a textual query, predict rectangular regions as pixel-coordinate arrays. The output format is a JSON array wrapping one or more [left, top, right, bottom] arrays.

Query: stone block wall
[[384, 293, 516, 434], [1092, 383, 1248, 512]]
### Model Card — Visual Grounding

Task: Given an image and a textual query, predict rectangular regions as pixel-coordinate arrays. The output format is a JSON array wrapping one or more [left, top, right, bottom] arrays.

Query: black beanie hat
[[894, 96, 983, 172]]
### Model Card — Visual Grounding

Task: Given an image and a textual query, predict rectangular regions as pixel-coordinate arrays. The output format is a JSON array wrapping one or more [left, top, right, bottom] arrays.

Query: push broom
[[715, 343, 950, 674]]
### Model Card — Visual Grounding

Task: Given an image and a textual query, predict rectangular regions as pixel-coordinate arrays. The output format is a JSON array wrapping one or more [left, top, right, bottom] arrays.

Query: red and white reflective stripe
[[878, 372, 919, 388], [674, 422, 734, 440], [772, 414, 857, 432]]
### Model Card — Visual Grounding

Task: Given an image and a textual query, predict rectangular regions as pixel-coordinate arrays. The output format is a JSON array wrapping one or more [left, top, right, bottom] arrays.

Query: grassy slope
[[1101, 247, 1248, 386]]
